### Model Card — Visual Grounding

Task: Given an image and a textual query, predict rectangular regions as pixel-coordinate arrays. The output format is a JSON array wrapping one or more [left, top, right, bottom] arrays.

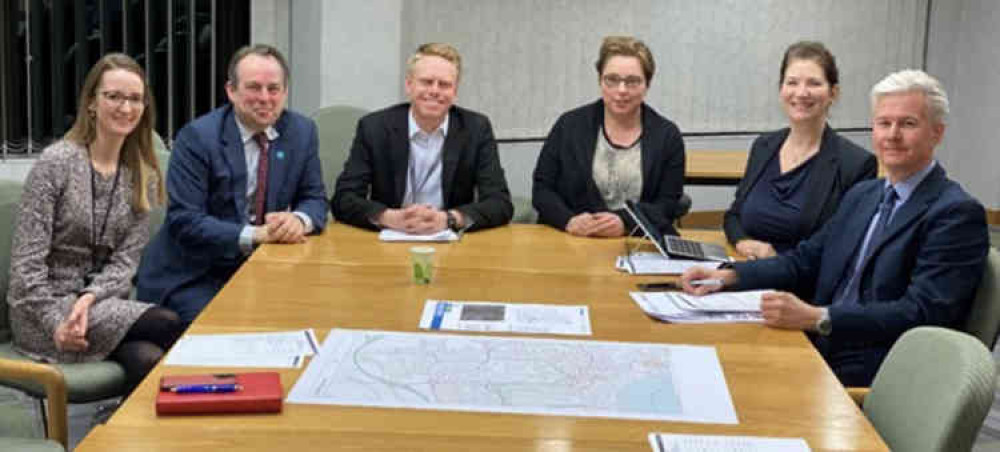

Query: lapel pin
[[276, 151, 285, 160]]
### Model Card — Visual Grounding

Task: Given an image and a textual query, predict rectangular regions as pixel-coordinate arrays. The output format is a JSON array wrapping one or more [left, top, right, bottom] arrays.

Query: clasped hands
[[254, 212, 307, 244], [680, 266, 823, 331], [378, 205, 462, 235], [734, 239, 777, 260], [565, 212, 625, 237], [53, 292, 95, 352]]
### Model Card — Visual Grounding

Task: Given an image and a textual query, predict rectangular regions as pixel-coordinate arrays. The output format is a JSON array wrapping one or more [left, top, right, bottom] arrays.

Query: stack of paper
[[379, 229, 459, 242], [630, 290, 768, 323], [615, 251, 720, 275], [164, 329, 320, 368]]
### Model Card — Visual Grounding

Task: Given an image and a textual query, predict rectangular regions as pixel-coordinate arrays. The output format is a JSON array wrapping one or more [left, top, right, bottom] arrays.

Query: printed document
[[379, 229, 458, 242], [288, 329, 738, 424], [616, 251, 720, 275], [418, 300, 592, 336], [649, 433, 810, 452], [631, 291, 768, 324], [165, 329, 319, 368]]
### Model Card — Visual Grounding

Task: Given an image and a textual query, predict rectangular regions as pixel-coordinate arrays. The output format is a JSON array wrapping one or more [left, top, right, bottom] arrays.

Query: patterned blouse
[[592, 127, 643, 211]]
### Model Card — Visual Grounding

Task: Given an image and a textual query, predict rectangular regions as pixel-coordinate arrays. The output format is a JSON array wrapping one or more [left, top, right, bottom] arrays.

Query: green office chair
[[0, 180, 126, 448], [964, 248, 1000, 349], [311, 105, 368, 192], [853, 327, 995, 452], [0, 358, 67, 451], [148, 131, 171, 237]]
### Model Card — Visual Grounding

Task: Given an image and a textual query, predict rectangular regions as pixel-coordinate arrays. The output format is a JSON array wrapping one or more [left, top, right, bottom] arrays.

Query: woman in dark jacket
[[533, 36, 685, 237], [724, 41, 876, 258]]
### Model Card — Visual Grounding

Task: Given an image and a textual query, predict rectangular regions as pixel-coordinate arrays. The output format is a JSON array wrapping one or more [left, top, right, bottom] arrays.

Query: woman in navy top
[[724, 41, 876, 258]]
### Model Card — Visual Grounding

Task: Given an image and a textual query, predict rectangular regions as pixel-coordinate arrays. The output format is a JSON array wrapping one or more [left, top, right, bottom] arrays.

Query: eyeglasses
[[100, 91, 146, 108], [602, 74, 645, 89]]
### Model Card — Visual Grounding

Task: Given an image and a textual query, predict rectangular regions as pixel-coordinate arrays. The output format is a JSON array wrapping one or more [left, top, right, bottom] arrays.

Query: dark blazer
[[330, 103, 513, 231], [136, 105, 328, 310], [532, 100, 685, 235], [724, 126, 877, 246], [732, 164, 989, 382]]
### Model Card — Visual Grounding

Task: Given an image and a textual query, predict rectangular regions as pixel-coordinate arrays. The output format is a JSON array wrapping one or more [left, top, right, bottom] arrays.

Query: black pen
[[636, 281, 680, 291]]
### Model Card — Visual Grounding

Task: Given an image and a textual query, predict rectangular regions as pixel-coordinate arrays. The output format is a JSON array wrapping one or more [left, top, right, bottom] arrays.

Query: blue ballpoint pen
[[171, 383, 243, 394]]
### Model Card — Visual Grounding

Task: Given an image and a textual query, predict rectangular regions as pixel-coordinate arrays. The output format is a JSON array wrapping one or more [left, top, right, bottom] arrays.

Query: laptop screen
[[623, 200, 669, 257]]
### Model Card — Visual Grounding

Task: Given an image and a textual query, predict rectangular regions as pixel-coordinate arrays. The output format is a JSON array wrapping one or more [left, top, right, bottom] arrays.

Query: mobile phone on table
[[636, 281, 680, 291], [160, 374, 237, 391]]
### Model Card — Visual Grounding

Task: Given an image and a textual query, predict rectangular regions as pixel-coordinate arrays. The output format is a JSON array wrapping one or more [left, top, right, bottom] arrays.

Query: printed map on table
[[287, 329, 737, 424]]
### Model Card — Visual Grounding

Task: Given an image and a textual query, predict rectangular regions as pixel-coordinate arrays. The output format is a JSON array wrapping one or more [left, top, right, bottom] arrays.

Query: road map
[[287, 329, 737, 424]]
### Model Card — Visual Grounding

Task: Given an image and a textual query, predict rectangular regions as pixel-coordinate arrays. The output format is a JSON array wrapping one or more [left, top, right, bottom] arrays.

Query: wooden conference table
[[77, 224, 886, 451]]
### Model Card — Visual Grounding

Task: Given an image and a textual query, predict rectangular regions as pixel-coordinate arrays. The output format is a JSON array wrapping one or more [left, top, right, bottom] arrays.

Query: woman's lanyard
[[87, 147, 122, 276]]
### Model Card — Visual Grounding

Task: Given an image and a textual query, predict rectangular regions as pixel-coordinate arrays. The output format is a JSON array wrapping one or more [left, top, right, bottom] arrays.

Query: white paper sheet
[[378, 229, 459, 242], [288, 329, 738, 424], [164, 329, 319, 368], [648, 433, 811, 452], [631, 291, 766, 324], [616, 252, 720, 275], [418, 300, 592, 336]]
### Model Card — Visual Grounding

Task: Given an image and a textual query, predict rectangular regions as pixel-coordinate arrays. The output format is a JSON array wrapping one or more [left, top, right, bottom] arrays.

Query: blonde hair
[[871, 69, 949, 124], [65, 53, 164, 212], [595, 36, 655, 86], [406, 42, 462, 82]]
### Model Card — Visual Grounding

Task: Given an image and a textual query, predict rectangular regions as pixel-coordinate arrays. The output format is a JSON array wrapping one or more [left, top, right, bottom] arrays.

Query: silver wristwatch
[[815, 308, 832, 336]]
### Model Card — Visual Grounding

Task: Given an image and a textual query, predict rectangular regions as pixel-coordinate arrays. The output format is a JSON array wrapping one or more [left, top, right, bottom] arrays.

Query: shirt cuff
[[293, 211, 314, 234], [239, 225, 255, 255]]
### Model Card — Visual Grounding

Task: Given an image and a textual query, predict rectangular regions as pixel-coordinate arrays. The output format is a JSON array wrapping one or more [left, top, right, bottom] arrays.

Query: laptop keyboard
[[666, 236, 706, 258]]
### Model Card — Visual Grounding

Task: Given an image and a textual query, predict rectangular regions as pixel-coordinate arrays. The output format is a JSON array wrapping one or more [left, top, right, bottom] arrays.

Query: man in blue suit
[[137, 44, 327, 324], [682, 69, 989, 386]]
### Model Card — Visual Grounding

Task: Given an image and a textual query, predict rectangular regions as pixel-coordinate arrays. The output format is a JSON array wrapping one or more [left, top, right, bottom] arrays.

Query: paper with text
[[648, 433, 810, 452], [164, 329, 319, 368], [419, 300, 592, 336], [616, 252, 720, 275], [631, 291, 767, 324]]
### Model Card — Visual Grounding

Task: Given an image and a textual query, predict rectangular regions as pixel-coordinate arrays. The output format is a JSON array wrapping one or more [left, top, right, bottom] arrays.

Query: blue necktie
[[833, 186, 899, 305]]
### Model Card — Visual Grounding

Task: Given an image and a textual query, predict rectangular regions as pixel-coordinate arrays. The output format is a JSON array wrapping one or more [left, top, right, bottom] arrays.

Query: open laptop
[[624, 200, 731, 262]]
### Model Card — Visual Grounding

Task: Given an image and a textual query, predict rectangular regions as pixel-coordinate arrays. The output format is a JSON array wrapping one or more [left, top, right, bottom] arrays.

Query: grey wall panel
[[928, 0, 1000, 207], [403, 0, 927, 138]]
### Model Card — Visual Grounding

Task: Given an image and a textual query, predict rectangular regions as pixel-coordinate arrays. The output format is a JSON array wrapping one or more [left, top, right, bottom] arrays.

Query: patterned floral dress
[[8, 140, 155, 363]]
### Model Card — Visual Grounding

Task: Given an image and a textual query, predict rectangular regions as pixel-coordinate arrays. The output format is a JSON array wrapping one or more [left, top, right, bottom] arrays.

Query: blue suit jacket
[[136, 105, 328, 304], [733, 164, 988, 373]]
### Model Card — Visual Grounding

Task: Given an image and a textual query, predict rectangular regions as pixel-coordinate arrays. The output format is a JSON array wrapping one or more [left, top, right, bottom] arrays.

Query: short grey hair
[[870, 69, 949, 124]]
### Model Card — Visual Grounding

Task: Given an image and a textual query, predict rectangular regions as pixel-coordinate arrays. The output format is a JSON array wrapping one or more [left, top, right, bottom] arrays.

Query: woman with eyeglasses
[[724, 42, 876, 259], [533, 36, 685, 237], [7, 53, 182, 394]]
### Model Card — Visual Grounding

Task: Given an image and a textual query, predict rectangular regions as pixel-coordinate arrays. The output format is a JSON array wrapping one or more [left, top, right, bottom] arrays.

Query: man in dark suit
[[136, 44, 328, 324], [331, 43, 512, 233], [682, 69, 989, 386]]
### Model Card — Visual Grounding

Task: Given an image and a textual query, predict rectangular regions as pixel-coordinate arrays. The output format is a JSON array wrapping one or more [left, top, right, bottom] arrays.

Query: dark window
[[0, 0, 250, 156]]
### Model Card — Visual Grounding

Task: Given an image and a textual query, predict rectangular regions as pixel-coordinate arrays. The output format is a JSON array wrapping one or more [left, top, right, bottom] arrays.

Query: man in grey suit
[[681, 69, 989, 386], [331, 42, 513, 234]]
